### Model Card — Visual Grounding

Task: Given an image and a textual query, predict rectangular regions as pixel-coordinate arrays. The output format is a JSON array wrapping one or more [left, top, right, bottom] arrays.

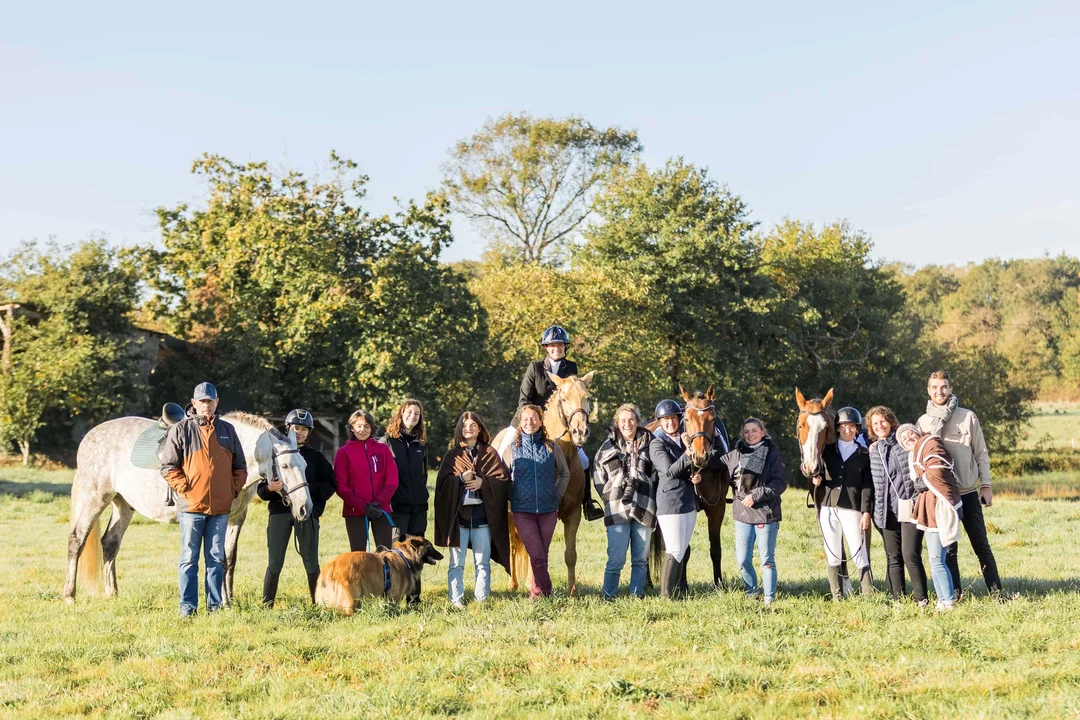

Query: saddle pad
[[130, 424, 168, 469]]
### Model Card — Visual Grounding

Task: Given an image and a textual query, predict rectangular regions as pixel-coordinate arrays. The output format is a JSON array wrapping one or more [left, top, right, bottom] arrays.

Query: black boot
[[678, 546, 692, 596], [860, 566, 875, 596], [826, 566, 843, 601], [262, 569, 280, 608], [307, 571, 320, 604], [660, 554, 681, 599]]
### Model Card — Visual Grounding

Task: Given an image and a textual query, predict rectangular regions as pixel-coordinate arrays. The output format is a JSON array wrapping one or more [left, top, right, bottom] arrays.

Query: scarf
[[736, 438, 769, 476], [923, 394, 959, 436]]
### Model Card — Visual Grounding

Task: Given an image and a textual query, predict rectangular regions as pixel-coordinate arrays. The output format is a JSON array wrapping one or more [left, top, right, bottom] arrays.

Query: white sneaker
[[935, 600, 954, 611]]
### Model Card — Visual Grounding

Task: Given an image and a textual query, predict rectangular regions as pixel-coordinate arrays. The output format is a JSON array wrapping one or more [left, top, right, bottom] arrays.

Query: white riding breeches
[[818, 506, 869, 569], [657, 512, 696, 562]]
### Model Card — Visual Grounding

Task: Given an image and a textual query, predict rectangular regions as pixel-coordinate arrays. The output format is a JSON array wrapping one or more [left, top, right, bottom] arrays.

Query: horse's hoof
[[64, 596, 75, 605]]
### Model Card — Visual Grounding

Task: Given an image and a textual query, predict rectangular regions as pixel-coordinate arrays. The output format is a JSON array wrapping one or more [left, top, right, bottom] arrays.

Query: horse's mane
[[684, 390, 709, 404], [222, 411, 275, 432]]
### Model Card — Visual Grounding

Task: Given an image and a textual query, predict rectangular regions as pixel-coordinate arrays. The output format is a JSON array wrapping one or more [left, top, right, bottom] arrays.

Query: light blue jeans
[[603, 520, 653, 599], [448, 524, 491, 604], [178, 512, 229, 615], [734, 521, 779, 602], [924, 530, 956, 605]]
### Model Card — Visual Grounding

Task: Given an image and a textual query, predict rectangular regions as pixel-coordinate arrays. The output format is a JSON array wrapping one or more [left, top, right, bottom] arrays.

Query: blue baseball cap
[[193, 382, 218, 401]]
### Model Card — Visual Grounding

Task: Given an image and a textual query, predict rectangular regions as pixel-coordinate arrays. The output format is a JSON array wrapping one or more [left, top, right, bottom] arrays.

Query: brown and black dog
[[314, 535, 443, 614]]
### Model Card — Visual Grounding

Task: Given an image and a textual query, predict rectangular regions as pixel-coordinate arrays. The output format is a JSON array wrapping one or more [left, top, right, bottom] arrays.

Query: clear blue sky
[[2, 1, 1077, 267]]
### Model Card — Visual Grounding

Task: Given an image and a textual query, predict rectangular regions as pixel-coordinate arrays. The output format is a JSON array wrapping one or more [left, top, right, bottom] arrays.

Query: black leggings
[[946, 491, 1002, 596], [267, 514, 321, 575], [877, 512, 927, 602], [345, 514, 394, 552], [390, 507, 428, 541]]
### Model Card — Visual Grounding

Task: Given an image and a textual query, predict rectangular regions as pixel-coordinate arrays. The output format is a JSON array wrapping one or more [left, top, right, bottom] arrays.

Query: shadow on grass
[[0, 480, 72, 499]]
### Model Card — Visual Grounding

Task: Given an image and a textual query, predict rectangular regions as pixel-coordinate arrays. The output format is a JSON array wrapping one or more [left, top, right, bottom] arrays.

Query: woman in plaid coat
[[592, 403, 657, 600]]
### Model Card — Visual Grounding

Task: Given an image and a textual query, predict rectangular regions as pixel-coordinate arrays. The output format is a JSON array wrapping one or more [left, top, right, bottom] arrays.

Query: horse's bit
[[554, 396, 590, 443]]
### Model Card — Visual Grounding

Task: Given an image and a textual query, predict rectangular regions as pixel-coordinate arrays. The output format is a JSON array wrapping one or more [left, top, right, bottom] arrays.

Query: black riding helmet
[[836, 407, 863, 427], [654, 399, 683, 419], [285, 408, 314, 429], [540, 325, 570, 346]]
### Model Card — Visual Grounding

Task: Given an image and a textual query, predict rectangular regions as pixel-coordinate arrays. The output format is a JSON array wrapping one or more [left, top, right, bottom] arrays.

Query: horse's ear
[[705, 384, 715, 402], [287, 427, 298, 447], [679, 384, 690, 401], [795, 387, 807, 411], [822, 388, 834, 409], [547, 371, 565, 386], [579, 370, 595, 386]]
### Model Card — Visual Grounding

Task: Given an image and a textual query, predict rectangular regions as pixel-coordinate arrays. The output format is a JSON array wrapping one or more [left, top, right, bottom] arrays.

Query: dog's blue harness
[[381, 548, 413, 596]]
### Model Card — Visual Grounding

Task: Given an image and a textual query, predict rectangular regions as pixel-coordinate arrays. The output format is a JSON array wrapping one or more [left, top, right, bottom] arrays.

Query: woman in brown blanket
[[897, 423, 962, 610], [434, 412, 510, 607]]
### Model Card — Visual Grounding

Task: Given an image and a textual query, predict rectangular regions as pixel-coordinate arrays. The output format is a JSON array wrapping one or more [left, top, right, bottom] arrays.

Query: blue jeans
[[448, 524, 491, 604], [602, 520, 652, 599], [925, 530, 955, 605], [735, 521, 779, 601], [178, 512, 229, 615]]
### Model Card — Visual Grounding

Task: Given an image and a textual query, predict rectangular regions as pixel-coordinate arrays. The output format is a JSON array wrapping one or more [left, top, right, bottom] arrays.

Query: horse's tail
[[72, 474, 102, 595], [650, 527, 665, 581], [506, 512, 531, 593]]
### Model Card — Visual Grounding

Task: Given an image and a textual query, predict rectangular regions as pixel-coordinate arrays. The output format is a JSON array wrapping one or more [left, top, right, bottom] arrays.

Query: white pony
[[63, 411, 312, 605]]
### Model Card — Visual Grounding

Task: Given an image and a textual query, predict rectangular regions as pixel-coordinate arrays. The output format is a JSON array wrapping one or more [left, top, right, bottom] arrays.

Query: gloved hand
[[365, 502, 382, 520]]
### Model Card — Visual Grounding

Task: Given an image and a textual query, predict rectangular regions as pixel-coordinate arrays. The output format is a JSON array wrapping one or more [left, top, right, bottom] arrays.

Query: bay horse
[[648, 385, 733, 588], [64, 411, 312, 604], [795, 387, 852, 591], [493, 371, 594, 595]]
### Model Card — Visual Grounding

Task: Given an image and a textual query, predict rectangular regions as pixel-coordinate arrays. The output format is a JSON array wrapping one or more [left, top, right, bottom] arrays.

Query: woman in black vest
[[816, 406, 874, 599], [380, 398, 429, 604]]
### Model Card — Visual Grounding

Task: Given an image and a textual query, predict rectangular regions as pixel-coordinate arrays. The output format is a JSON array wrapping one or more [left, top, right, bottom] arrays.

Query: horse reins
[[683, 404, 729, 507], [554, 395, 590, 443]]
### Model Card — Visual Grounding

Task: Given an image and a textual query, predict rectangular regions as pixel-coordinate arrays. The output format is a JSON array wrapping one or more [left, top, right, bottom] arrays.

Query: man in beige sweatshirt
[[916, 370, 1003, 599]]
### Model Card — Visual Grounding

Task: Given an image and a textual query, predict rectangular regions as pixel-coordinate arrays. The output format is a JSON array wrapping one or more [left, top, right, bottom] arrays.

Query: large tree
[[442, 113, 642, 264], [150, 153, 487, 449], [0, 240, 141, 462]]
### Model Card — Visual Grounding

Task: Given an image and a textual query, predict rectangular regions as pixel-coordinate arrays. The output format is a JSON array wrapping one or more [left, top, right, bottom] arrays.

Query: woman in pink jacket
[[335, 409, 399, 551]]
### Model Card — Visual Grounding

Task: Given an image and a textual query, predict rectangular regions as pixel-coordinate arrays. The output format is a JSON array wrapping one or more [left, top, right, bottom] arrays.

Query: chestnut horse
[[493, 371, 594, 595], [648, 385, 733, 587], [795, 387, 852, 591]]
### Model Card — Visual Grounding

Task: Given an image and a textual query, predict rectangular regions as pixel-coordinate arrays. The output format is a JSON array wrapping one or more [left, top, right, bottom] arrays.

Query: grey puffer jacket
[[869, 433, 914, 530], [592, 427, 656, 527]]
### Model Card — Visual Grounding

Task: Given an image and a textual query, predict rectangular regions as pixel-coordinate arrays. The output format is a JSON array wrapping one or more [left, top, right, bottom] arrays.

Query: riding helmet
[[836, 407, 863, 427], [654, 399, 683, 419], [540, 325, 570, 346], [285, 408, 314, 429]]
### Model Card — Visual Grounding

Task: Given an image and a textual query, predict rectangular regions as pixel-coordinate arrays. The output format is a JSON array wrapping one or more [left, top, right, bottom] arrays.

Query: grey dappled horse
[[64, 411, 312, 605]]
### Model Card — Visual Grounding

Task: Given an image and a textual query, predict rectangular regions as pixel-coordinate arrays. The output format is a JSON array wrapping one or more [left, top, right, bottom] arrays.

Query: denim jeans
[[448, 524, 492, 604], [925, 530, 956, 606], [602, 520, 653, 599], [178, 512, 229, 615], [735, 521, 779, 601]]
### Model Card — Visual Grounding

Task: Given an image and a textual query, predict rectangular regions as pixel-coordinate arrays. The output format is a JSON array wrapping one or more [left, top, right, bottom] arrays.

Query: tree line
[[2, 114, 1075, 465]]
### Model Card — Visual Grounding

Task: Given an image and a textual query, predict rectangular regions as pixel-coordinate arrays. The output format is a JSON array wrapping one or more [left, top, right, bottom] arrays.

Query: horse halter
[[798, 409, 828, 481], [271, 446, 309, 507], [682, 404, 716, 458]]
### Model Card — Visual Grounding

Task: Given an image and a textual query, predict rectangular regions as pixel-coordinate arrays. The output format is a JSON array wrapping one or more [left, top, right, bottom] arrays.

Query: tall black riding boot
[[660, 554, 681, 599], [262, 569, 280, 608], [826, 565, 844, 601], [678, 546, 692, 596], [860, 566, 875, 596], [307, 571, 320, 604]]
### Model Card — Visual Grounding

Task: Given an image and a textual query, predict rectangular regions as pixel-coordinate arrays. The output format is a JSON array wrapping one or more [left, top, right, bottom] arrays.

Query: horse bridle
[[798, 409, 830, 482], [682, 404, 725, 507], [554, 394, 590, 443], [271, 446, 309, 507]]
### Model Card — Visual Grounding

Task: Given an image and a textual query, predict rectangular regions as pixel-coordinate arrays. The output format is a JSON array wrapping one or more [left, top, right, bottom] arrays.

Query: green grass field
[[1024, 403, 1080, 450], [2, 467, 1080, 718]]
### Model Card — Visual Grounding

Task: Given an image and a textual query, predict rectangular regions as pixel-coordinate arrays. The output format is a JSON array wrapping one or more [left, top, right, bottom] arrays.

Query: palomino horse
[[493, 371, 594, 595], [795, 387, 852, 590], [64, 411, 312, 604], [648, 385, 733, 587]]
